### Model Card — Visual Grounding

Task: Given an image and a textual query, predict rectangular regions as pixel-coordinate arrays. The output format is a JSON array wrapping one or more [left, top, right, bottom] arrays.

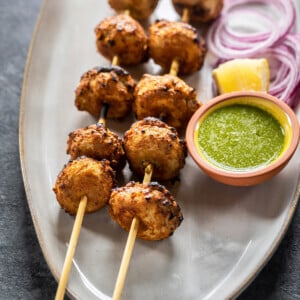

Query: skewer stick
[[143, 164, 153, 184], [112, 55, 120, 66], [182, 7, 190, 23], [98, 102, 109, 125], [169, 8, 190, 76], [112, 164, 153, 300], [55, 195, 88, 300], [169, 59, 180, 76]]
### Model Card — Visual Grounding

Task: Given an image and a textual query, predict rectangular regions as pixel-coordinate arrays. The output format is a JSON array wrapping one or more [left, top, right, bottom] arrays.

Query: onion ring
[[207, 0, 296, 58]]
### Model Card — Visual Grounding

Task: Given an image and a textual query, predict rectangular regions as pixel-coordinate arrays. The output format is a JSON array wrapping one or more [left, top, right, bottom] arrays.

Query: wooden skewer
[[98, 102, 109, 125], [169, 8, 190, 76], [113, 10, 190, 298], [55, 102, 109, 300], [112, 55, 120, 66], [182, 7, 190, 23], [112, 164, 153, 300], [169, 59, 180, 76], [55, 195, 87, 300]]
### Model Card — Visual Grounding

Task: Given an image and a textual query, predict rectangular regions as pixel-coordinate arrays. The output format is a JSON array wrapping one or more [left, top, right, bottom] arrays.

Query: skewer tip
[[182, 8, 190, 23], [112, 55, 120, 66]]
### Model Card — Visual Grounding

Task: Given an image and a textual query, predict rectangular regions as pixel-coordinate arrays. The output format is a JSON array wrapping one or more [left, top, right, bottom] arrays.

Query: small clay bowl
[[186, 91, 300, 186]]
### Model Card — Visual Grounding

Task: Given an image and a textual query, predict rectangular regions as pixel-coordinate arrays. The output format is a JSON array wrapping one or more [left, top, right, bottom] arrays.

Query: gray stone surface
[[0, 1, 58, 299], [0, 0, 299, 299]]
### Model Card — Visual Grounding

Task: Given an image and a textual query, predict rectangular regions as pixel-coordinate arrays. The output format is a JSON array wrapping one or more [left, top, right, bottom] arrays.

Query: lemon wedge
[[212, 58, 270, 94]]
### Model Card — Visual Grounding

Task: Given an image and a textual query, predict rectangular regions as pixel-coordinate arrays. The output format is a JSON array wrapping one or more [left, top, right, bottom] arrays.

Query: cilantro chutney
[[197, 104, 285, 172]]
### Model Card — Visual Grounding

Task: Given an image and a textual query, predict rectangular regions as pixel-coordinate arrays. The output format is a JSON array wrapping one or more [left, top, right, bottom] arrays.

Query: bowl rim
[[186, 91, 300, 182]]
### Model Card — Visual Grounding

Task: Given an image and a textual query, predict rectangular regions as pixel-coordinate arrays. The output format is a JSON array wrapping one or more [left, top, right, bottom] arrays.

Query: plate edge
[[18, 0, 73, 298], [229, 170, 300, 299]]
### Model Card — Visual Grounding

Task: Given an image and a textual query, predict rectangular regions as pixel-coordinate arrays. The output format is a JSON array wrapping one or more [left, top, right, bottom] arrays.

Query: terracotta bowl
[[186, 91, 300, 186]]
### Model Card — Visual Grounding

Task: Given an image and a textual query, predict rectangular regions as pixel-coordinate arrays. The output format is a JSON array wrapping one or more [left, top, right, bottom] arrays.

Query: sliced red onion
[[207, 0, 296, 58], [266, 35, 300, 107]]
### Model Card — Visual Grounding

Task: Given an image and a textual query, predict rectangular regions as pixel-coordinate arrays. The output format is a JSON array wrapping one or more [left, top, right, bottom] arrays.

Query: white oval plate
[[20, 0, 300, 299]]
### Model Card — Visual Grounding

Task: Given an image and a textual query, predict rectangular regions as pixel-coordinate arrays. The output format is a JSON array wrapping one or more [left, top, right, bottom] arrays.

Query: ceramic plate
[[20, 0, 300, 299]]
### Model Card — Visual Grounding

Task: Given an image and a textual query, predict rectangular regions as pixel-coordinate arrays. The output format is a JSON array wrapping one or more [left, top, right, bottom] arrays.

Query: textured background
[[0, 0, 299, 299]]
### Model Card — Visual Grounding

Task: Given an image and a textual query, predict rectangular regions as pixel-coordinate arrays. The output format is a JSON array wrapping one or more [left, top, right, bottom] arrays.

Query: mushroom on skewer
[[75, 66, 136, 119], [95, 14, 149, 66], [109, 181, 183, 241], [53, 157, 115, 300], [108, 0, 159, 20], [172, 0, 224, 23], [133, 74, 199, 129], [123, 117, 187, 180], [148, 19, 206, 75], [67, 122, 126, 171], [53, 157, 115, 215], [110, 165, 183, 300]]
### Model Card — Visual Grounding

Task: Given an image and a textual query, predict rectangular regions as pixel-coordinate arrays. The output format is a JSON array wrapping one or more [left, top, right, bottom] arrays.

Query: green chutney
[[197, 104, 285, 172]]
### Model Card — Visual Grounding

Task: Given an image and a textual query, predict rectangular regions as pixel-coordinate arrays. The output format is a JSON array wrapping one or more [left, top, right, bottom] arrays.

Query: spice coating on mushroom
[[75, 66, 136, 119], [109, 181, 183, 240], [172, 0, 224, 23], [67, 123, 126, 171], [133, 74, 201, 129], [53, 157, 115, 215], [108, 0, 159, 20], [149, 20, 206, 75], [95, 14, 148, 65], [123, 118, 187, 181]]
